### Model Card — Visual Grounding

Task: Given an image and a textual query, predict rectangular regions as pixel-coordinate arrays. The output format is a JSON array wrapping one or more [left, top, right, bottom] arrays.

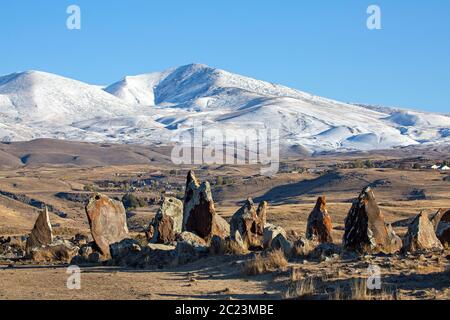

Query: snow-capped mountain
[[0, 63, 449, 153]]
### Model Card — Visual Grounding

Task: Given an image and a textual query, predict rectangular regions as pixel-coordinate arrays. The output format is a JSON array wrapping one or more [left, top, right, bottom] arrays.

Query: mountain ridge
[[0, 63, 449, 153]]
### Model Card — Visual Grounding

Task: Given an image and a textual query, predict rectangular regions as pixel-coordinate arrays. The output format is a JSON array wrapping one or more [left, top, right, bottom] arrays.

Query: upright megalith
[[343, 187, 402, 254], [306, 196, 333, 243], [85, 193, 129, 257], [230, 198, 267, 250], [148, 197, 183, 244], [182, 171, 229, 241], [432, 209, 450, 247], [402, 211, 443, 253], [26, 207, 53, 254]]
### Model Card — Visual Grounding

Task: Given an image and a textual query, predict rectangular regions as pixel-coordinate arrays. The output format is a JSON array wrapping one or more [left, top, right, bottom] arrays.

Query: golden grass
[[244, 249, 288, 276]]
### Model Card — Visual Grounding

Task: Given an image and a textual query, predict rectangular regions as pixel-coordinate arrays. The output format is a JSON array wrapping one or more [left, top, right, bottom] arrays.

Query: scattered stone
[[85, 193, 129, 257], [230, 198, 267, 250], [306, 196, 333, 243], [175, 240, 208, 265], [176, 231, 207, 247], [30, 239, 79, 263], [79, 244, 94, 258], [270, 233, 293, 256], [88, 252, 102, 264], [70, 233, 90, 247], [25, 207, 53, 255], [309, 243, 342, 261], [263, 223, 287, 249], [0, 236, 26, 259], [343, 187, 402, 254], [148, 197, 183, 244], [109, 238, 177, 268], [402, 211, 444, 253], [182, 171, 229, 241]]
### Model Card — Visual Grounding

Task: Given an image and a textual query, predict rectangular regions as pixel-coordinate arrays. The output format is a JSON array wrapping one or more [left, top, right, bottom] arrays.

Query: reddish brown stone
[[306, 196, 333, 243], [85, 193, 129, 257], [182, 171, 229, 241], [343, 187, 402, 254], [402, 211, 443, 253]]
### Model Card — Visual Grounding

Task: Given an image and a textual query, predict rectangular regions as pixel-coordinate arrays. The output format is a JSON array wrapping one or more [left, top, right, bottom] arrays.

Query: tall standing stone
[[230, 198, 267, 250], [343, 187, 402, 254], [26, 207, 53, 254], [183, 171, 229, 242], [432, 209, 450, 247], [306, 196, 333, 243], [402, 211, 443, 253], [85, 193, 129, 257], [148, 197, 183, 244]]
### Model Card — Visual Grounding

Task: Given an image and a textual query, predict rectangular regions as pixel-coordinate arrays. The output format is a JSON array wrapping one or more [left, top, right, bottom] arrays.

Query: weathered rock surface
[[176, 231, 207, 247], [434, 209, 450, 247], [183, 171, 229, 241], [85, 193, 129, 257], [148, 197, 183, 244], [230, 198, 267, 250], [270, 233, 293, 256], [343, 187, 402, 254], [263, 223, 286, 249], [402, 212, 443, 253], [0, 236, 26, 259], [306, 196, 333, 243], [30, 239, 79, 263], [109, 238, 177, 268], [25, 207, 53, 255]]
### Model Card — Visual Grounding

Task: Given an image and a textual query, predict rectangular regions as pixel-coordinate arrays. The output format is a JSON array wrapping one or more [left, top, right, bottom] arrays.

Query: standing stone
[[343, 187, 402, 254], [230, 198, 267, 250], [433, 209, 450, 247], [429, 208, 447, 231], [148, 197, 183, 244], [26, 207, 53, 255], [306, 196, 333, 243], [402, 211, 443, 253], [182, 171, 229, 241], [85, 193, 129, 257]]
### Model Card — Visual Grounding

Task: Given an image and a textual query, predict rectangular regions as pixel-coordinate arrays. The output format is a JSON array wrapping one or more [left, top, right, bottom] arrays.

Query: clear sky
[[1, 0, 449, 113]]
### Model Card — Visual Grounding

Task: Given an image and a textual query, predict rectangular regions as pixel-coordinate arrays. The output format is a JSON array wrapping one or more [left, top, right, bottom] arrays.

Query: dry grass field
[[0, 140, 449, 300]]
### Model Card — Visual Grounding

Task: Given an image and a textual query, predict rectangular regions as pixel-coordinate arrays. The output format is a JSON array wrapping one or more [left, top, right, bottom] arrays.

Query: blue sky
[[0, 0, 449, 113]]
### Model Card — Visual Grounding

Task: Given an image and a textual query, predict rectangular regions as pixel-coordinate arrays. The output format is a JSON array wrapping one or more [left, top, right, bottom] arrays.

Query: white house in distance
[[431, 164, 440, 169]]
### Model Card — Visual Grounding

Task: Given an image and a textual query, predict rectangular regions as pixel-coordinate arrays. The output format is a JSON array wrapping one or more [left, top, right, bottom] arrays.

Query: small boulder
[[26, 207, 53, 255], [306, 196, 333, 243], [182, 171, 229, 241], [343, 187, 402, 254], [85, 193, 129, 257], [263, 223, 286, 249], [402, 212, 444, 253], [230, 198, 267, 250], [270, 233, 293, 257], [30, 239, 79, 263], [148, 197, 183, 244], [176, 231, 207, 247]]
